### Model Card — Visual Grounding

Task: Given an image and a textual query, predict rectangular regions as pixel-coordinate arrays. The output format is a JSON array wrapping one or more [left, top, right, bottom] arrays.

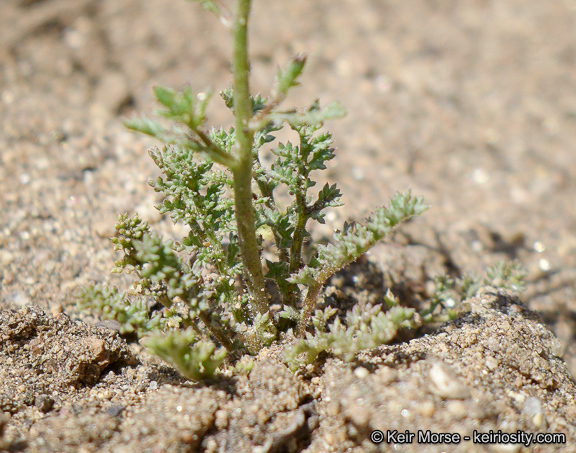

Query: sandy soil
[[1, 0, 576, 451]]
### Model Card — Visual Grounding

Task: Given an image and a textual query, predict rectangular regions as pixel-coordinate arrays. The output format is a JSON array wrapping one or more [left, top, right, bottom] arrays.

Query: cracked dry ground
[[2, 0, 576, 452]]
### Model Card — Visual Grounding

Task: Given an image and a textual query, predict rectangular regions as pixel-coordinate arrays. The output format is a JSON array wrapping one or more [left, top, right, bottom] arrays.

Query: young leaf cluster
[[284, 291, 419, 370], [420, 260, 528, 321], [285, 261, 527, 370]]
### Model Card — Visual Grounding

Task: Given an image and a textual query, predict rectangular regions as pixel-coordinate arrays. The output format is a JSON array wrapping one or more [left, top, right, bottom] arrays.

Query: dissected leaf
[[276, 54, 307, 96], [144, 328, 226, 381]]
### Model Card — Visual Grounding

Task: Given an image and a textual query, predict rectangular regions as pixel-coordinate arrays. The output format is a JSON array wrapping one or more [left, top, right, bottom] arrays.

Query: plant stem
[[289, 183, 307, 276], [197, 311, 237, 352], [253, 167, 299, 308], [296, 282, 323, 338], [231, 0, 269, 315], [194, 128, 238, 167]]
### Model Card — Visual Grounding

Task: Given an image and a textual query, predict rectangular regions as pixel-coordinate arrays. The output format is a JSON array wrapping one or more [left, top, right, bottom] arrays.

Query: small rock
[[428, 362, 470, 399], [523, 397, 545, 428], [489, 443, 521, 453], [353, 367, 369, 379], [34, 395, 54, 413], [104, 405, 126, 417]]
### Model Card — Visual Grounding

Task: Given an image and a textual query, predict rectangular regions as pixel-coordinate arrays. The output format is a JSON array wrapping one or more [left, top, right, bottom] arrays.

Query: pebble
[[485, 355, 499, 370], [104, 405, 126, 417], [523, 397, 545, 428], [428, 362, 470, 399], [489, 443, 521, 453], [353, 367, 369, 379], [0, 250, 14, 265], [418, 400, 436, 417]]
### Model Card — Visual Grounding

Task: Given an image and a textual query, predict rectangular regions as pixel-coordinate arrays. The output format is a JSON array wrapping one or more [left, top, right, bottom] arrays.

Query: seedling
[[77, 0, 462, 379]]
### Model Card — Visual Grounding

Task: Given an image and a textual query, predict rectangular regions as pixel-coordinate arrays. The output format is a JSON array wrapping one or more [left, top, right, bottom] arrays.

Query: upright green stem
[[296, 282, 324, 337], [197, 311, 238, 352], [232, 0, 269, 315], [289, 185, 307, 275]]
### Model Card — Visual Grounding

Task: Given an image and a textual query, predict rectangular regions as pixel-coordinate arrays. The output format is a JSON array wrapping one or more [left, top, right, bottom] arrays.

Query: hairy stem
[[231, 0, 269, 316], [289, 186, 307, 275], [197, 311, 238, 352], [195, 128, 238, 167], [296, 282, 323, 338]]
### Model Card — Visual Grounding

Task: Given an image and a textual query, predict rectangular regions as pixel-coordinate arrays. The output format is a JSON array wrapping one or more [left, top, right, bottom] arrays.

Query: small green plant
[[422, 260, 527, 317], [78, 0, 434, 380], [284, 260, 527, 370]]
